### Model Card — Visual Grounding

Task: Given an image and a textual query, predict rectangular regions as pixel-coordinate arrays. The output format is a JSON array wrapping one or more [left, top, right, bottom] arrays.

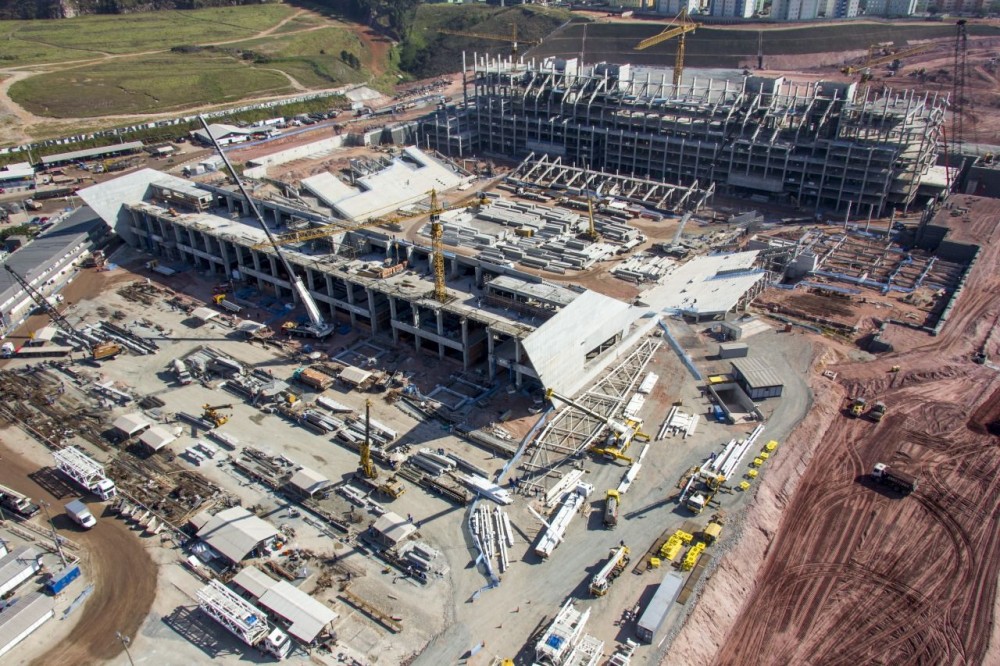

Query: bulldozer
[[202, 403, 233, 428], [848, 397, 866, 418]]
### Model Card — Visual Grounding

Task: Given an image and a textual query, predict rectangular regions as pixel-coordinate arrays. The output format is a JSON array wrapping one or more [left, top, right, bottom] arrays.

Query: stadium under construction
[[419, 55, 950, 215]]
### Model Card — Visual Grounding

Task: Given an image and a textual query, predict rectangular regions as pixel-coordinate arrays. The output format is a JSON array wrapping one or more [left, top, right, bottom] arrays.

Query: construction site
[[0, 14, 998, 666]]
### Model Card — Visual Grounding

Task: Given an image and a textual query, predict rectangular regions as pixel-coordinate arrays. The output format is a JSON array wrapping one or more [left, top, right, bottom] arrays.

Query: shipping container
[[718, 342, 749, 359], [636, 572, 684, 643]]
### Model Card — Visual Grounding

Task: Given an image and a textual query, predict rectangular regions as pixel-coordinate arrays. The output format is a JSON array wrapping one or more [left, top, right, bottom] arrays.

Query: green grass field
[[0, 4, 295, 65], [9, 52, 293, 117], [228, 26, 368, 88]]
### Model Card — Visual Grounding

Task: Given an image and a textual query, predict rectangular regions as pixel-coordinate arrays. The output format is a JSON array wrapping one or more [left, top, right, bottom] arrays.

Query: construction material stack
[[52, 447, 117, 500], [0, 483, 40, 518]]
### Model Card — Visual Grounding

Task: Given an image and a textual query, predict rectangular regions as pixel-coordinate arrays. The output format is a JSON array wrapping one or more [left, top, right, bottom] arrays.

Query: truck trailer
[[871, 462, 918, 493], [0, 483, 40, 518], [52, 447, 117, 500], [197, 580, 292, 660]]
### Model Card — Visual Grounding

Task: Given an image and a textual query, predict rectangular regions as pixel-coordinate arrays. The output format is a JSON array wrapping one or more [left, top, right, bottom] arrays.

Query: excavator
[[544, 388, 649, 463], [201, 404, 233, 428]]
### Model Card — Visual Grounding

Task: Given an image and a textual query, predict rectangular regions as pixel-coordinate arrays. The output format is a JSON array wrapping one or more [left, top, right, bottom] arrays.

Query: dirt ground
[[0, 429, 157, 666], [672, 194, 1000, 665]]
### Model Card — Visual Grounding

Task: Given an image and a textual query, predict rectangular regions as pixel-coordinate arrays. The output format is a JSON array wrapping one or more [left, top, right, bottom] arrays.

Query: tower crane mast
[[360, 399, 378, 480]]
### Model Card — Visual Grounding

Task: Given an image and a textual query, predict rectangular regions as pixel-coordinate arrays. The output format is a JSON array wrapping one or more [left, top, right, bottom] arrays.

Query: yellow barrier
[[738, 481, 751, 491], [675, 530, 694, 544], [681, 542, 706, 571], [759, 452, 770, 461], [746, 469, 758, 479], [751, 457, 764, 467], [765, 440, 778, 452]]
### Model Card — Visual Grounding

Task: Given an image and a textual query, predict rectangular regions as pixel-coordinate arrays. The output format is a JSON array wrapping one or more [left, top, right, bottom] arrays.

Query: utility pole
[[116, 631, 135, 666], [39, 501, 67, 568]]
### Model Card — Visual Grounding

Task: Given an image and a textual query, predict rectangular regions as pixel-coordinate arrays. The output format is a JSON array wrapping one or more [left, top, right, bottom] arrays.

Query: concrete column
[[367, 288, 378, 335], [487, 328, 497, 381], [325, 274, 337, 323], [267, 256, 280, 297], [273, 208, 281, 226], [344, 278, 358, 326], [240, 198, 250, 217], [461, 318, 470, 370], [436, 309, 445, 360], [226, 196, 235, 214], [388, 296, 400, 344], [252, 252, 264, 290], [219, 241, 232, 278], [475, 265, 483, 286], [412, 303, 422, 353], [514, 339, 523, 388]]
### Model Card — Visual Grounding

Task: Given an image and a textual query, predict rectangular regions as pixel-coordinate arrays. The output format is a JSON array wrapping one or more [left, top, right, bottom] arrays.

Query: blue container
[[46, 564, 81, 594]]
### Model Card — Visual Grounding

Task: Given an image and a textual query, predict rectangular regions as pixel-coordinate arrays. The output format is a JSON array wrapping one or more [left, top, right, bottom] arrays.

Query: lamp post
[[116, 631, 135, 666], [39, 501, 67, 567]]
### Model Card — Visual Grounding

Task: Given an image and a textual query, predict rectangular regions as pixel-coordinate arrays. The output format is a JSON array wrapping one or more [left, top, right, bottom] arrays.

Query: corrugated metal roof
[[259, 580, 338, 644], [139, 426, 176, 451], [196, 506, 278, 563], [372, 511, 416, 544], [0, 162, 34, 181], [731, 357, 784, 389], [40, 141, 143, 165], [231, 565, 278, 599], [112, 413, 152, 436], [0, 546, 40, 589], [288, 467, 330, 496], [0, 591, 54, 657], [0, 207, 106, 307]]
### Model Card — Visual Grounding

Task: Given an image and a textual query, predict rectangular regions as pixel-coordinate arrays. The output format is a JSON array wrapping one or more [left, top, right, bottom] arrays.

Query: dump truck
[[871, 462, 918, 494], [65, 499, 96, 529], [868, 401, 887, 422], [604, 489, 620, 528]]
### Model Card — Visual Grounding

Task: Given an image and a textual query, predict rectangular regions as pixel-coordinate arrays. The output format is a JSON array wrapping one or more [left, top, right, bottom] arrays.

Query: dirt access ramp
[[703, 195, 1000, 665]]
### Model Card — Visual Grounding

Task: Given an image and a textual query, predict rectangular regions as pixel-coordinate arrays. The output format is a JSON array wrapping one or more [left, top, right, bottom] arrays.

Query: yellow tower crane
[[438, 24, 540, 59], [359, 399, 378, 480], [429, 189, 448, 303], [634, 8, 699, 88], [841, 43, 932, 76]]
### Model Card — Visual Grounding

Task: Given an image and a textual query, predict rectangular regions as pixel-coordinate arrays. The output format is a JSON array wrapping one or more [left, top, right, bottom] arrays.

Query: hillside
[[0, 0, 281, 20], [399, 4, 579, 79]]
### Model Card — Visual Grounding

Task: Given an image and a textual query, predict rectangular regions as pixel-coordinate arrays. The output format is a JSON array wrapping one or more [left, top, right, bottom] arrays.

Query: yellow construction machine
[[848, 397, 866, 418], [202, 403, 233, 428]]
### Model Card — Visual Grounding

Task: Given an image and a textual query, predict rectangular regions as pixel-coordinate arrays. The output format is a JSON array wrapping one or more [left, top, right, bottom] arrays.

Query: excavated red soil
[[673, 195, 1000, 666]]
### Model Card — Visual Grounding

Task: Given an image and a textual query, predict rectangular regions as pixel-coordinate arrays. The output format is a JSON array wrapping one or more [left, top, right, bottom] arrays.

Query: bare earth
[[673, 195, 1000, 664]]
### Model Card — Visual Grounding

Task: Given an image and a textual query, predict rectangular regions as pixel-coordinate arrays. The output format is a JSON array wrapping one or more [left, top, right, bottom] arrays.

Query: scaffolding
[[421, 56, 947, 214]]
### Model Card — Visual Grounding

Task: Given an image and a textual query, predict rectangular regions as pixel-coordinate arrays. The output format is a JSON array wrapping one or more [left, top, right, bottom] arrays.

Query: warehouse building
[[40, 141, 143, 168], [421, 57, 946, 215], [0, 207, 111, 337], [0, 592, 54, 658], [231, 566, 338, 645], [0, 546, 41, 598], [80, 170, 654, 393], [190, 124, 251, 147], [730, 357, 784, 399], [191, 506, 279, 565], [0, 162, 35, 190]]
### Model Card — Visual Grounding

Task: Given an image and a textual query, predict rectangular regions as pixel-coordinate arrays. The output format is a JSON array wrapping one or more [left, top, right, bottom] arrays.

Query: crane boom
[[634, 9, 698, 88], [198, 116, 333, 338], [438, 25, 539, 58], [3, 263, 89, 349], [841, 43, 932, 75]]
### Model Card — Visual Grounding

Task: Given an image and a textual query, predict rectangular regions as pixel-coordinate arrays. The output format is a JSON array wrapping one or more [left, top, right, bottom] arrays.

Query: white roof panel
[[231, 565, 278, 599], [191, 306, 221, 322], [112, 412, 152, 436], [196, 506, 278, 563], [139, 426, 176, 451], [259, 580, 338, 644], [288, 467, 330, 496], [643, 251, 767, 317]]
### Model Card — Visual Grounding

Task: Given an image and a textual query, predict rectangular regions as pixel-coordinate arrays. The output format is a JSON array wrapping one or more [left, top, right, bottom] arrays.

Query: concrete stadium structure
[[79, 169, 667, 396], [419, 56, 948, 215]]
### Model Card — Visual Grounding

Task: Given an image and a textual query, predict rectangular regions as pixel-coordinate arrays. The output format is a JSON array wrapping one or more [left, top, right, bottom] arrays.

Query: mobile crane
[[545, 388, 649, 463], [198, 115, 335, 339], [589, 544, 630, 596], [201, 403, 233, 428], [3, 263, 123, 360]]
